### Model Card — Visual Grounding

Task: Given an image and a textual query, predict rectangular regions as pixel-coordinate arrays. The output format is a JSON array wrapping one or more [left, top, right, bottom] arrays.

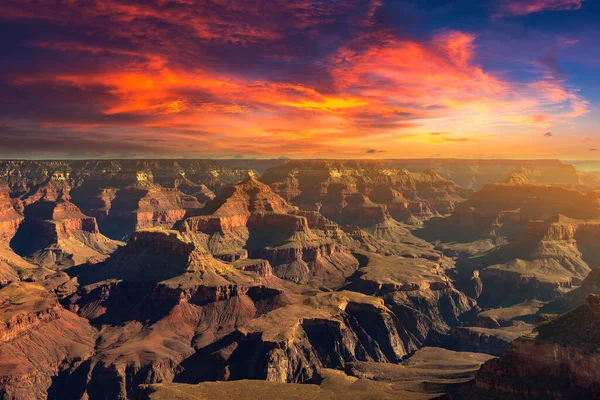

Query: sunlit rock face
[[182, 176, 359, 286], [9, 200, 119, 268], [260, 160, 474, 225], [0, 187, 22, 243], [1, 158, 599, 400], [0, 281, 96, 400], [417, 175, 600, 307], [476, 294, 600, 399]]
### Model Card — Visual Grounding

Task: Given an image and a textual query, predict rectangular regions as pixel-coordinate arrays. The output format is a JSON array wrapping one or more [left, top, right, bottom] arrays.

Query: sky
[[1, 0, 599, 159]]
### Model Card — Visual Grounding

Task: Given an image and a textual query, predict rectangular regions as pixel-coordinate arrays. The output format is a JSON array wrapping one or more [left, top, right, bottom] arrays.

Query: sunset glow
[[0, 0, 598, 159]]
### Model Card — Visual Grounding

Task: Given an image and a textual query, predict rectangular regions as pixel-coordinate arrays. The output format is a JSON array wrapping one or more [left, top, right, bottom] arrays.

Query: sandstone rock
[[0, 282, 96, 399], [259, 160, 473, 224], [342, 252, 476, 349], [182, 177, 359, 287], [53, 228, 294, 399], [139, 347, 493, 400], [10, 200, 120, 268], [476, 294, 600, 398], [176, 291, 411, 384]]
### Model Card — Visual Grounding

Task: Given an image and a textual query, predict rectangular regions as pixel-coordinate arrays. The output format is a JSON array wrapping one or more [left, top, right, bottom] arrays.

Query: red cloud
[[5, 28, 589, 157], [0, 0, 591, 158]]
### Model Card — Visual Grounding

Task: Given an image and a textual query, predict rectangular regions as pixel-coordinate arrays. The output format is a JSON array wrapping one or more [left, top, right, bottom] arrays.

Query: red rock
[[182, 177, 359, 286], [476, 295, 600, 398], [10, 200, 120, 268], [260, 160, 473, 224], [0, 282, 96, 399]]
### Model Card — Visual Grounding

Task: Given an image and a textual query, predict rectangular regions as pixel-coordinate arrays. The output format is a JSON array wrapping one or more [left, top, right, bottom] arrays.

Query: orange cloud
[[8, 28, 589, 158], [0, 0, 592, 158], [329, 30, 587, 134]]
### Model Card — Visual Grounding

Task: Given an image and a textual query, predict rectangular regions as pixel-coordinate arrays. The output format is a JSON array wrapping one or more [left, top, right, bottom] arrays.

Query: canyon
[[0, 159, 597, 399]]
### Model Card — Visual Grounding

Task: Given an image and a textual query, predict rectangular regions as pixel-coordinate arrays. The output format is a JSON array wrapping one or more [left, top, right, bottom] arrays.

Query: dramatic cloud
[[0, 0, 594, 158]]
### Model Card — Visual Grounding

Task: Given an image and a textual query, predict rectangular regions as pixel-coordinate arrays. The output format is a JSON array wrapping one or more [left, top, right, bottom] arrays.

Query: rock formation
[[0, 158, 597, 399], [0, 187, 30, 284], [140, 347, 493, 400], [476, 294, 600, 399], [0, 281, 96, 399], [74, 179, 203, 240], [52, 228, 293, 399], [418, 176, 600, 307], [10, 200, 120, 268], [175, 291, 412, 384], [182, 176, 359, 286], [260, 160, 474, 224], [343, 252, 477, 349]]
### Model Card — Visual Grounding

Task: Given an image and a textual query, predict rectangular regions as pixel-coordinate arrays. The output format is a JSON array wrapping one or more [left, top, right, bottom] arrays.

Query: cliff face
[[0, 282, 96, 399], [0, 188, 27, 284], [182, 176, 359, 287], [0, 189, 22, 242], [48, 229, 292, 399], [342, 252, 476, 349], [476, 294, 600, 399], [418, 177, 600, 307], [178, 292, 411, 384], [9, 200, 120, 268], [259, 160, 473, 224]]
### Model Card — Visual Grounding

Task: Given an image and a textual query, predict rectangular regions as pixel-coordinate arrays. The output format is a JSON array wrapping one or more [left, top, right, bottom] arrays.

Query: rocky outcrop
[[0, 282, 96, 399], [52, 229, 293, 399], [342, 253, 477, 350], [259, 160, 473, 224], [0, 188, 22, 243], [9, 200, 120, 268], [72, 179, 203, 240], [0, 188, 27, 284], [476, 294, 600, 398], [182, 176, 359, 286], [175, 292, 411, 384], [139, 347, 494, 400]]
